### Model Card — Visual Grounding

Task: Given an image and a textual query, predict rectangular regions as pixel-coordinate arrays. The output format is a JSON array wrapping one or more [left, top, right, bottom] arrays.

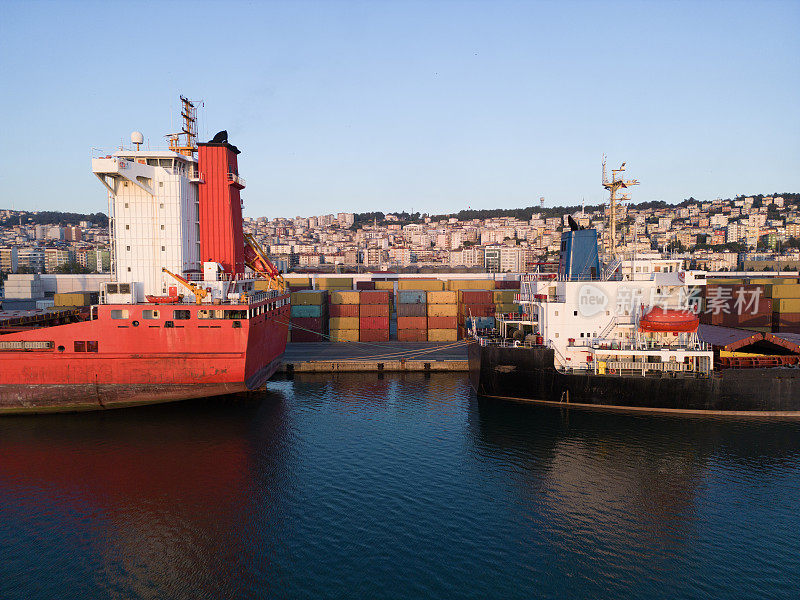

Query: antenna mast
[[166, 95, 198, 157], [602, 156, 639, 257]]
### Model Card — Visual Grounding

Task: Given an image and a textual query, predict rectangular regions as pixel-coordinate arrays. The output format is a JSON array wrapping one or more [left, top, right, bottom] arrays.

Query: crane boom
[[243, 233, 286, 293], [162, 267, 209, 304]]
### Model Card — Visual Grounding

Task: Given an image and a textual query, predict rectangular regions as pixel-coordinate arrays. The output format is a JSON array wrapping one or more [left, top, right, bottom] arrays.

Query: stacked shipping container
[[770, 282, 800, 333], [396, 287, 428, 342], [329, 290, 360, 342], [290, 290, 328, 341], [359, 290, 391, 342], [427, 290, 458, 341]]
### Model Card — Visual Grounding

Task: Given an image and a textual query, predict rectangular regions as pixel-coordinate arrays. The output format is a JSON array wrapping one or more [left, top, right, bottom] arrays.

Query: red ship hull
[[0, 294, 289, 413]]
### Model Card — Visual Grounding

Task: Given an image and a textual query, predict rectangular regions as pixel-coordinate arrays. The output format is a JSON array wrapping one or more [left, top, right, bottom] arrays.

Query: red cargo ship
[[0, 98, 290, 413]]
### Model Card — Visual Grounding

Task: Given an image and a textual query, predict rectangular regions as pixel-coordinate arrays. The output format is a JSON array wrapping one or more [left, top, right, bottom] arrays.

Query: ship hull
[[0, 297, 289, 414], [468, 340, 800, 416], [0, 382, 247, 413]]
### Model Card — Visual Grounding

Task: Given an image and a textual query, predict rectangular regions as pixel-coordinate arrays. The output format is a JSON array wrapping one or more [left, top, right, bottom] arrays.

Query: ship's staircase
[[549, 340, 569, 369], [596, 316, 618, 343], [602, 256, 623, 281]]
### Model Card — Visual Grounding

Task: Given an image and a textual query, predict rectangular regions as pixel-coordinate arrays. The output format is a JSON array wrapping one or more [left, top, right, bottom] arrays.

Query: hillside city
[[2, 193, 800, 277]]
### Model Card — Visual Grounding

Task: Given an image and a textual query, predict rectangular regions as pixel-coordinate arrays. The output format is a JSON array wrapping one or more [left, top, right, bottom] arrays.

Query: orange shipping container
[[397, 316, 427, 329], [398, 329, 427, 342], [329, 304, 359, 317], [428, 316, 458, 329], [360, 304, 390, 317], [359, 290, 391, 305], [360, 329, 390, 342]]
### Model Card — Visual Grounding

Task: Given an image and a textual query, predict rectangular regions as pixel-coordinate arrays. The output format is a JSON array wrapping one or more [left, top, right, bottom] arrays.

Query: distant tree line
[[0, 211, 108, 227], [350, 192, 800, 227]]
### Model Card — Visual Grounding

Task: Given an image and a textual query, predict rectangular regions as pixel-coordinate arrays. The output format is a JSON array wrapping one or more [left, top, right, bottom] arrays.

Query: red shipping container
[[360, 304, 390, 317], [329, 304, 359, 317], [360, 329, 390, 342], [460, 290, 493, 304], [397, 316, 427, 329], [460, 303, 495, 317], [494, 280, 521, 290], [360, 290, 391, 305], [719, 313, 771, 328], [291, 329, 327, 342], [359, 316, 390, 330], [398, 329, 427, 342], [356, 281, 376, 290], [708, 297, 773, 323], [291, 316, 325, 331], [428, 316, 458, 329]]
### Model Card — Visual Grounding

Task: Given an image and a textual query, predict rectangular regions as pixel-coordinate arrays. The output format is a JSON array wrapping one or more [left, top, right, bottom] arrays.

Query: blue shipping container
[[466, 316, 495, 329], [291, 304, 326, 318], [397, 290, 427, 304]]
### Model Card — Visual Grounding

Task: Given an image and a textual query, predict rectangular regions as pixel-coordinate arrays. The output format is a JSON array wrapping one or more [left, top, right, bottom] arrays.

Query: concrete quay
[[280, 342, 469, 373]]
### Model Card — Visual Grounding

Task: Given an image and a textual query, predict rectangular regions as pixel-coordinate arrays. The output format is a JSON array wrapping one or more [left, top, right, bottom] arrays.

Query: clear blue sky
[[1, 0, 798, 218]]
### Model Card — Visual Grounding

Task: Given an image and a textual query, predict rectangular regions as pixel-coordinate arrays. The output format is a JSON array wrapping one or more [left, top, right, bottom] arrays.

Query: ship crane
[[243, 233, 287, 293], [161, 267, 209, 304], [602, 156, 639, 257]]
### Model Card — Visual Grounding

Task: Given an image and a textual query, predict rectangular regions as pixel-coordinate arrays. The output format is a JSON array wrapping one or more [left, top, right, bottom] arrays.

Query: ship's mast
[[602, 156, 639, 257], [166, 95, 198, 157]]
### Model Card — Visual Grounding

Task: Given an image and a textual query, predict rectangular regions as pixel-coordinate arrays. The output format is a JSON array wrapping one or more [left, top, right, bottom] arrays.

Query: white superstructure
[[512, 269, 714, 374], [92, 148, 203, 302]]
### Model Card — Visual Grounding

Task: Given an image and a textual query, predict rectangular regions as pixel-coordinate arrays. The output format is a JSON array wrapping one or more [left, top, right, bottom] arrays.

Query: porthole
[[132, 320, 140, 327]]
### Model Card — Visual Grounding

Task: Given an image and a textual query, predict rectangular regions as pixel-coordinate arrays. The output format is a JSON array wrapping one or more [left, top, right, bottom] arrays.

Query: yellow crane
[[243, 233, 287, 293], [162, 267, 209, 304]]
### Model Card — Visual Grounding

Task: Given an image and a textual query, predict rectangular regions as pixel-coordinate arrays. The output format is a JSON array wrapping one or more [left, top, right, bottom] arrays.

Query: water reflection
[[0, 392, 292, 600], [1, 375, 798, 600], [469, 399, 800, 597]]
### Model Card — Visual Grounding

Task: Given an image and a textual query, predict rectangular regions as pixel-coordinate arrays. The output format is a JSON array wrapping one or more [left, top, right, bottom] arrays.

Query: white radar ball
[[131, 131, 144, 145]]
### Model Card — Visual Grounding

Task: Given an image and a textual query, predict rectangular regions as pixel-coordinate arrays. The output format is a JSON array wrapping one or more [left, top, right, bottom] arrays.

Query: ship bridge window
[[147, 159, 159, 166], [198, 309, 224, 319], [87, 341, 98, 353], [142, 310, 160, 320], [159, 159, 172, 168], [111, 310, 129, 319], [225, 310, 248, 320], [74, 341, 86, 352], [173, 310, 191, 320]]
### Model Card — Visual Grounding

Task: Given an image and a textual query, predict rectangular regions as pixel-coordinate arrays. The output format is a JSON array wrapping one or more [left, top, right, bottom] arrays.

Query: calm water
[[1, 373, 799, 599]]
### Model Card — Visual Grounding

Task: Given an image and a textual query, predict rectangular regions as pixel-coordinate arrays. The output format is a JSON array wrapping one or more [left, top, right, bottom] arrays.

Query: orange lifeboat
[[638, 307, 699, 333], [146, 294, 185, 304]]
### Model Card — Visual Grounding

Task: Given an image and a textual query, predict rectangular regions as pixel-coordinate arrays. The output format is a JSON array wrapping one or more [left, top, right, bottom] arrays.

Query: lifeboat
[[145, 294, 184, 304], [638, 307, 699, 333]]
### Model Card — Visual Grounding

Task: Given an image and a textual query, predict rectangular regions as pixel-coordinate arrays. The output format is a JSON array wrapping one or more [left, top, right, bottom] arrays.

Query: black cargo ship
[[468, 340, 800, 415], [470, 162, 800, 416]]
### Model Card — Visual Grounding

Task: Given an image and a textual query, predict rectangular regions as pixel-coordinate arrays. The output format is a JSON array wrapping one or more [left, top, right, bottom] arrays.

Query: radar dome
[[131, 131, 144, 145]]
